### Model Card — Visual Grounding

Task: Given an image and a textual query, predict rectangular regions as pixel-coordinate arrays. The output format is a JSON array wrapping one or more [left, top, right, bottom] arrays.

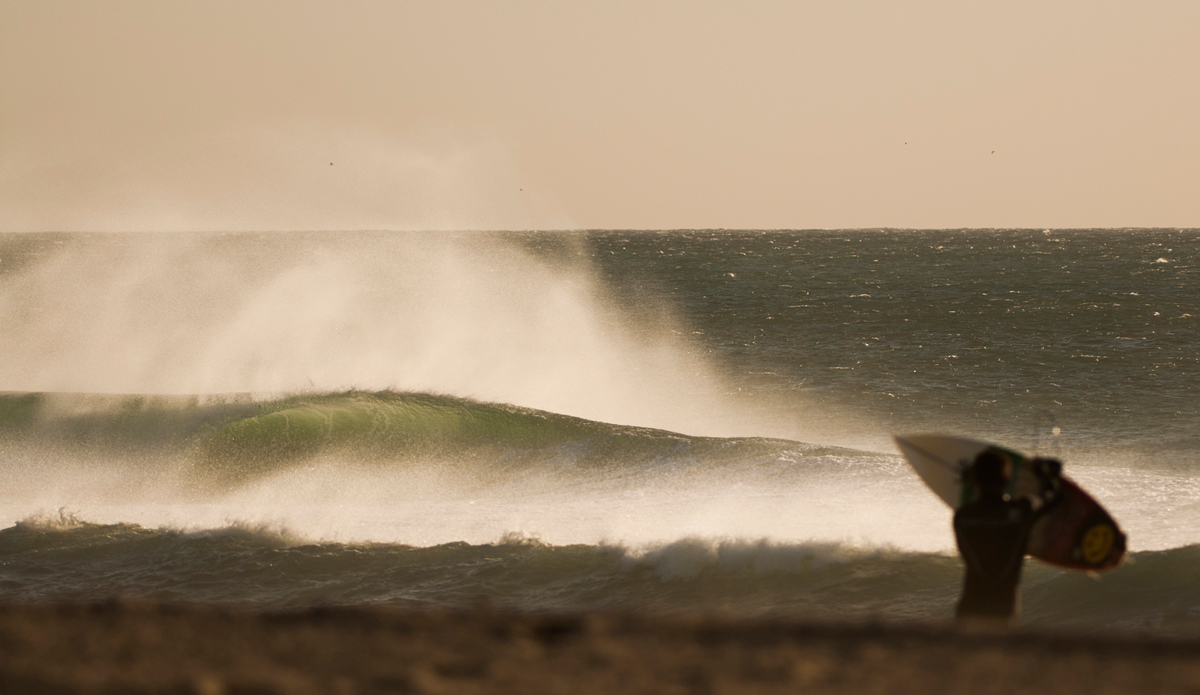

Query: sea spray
[[0, 232, 743, 436]]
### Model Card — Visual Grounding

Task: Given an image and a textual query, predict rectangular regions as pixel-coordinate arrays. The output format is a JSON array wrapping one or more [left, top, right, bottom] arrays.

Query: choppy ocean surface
[[0, 230, 1196, 636]]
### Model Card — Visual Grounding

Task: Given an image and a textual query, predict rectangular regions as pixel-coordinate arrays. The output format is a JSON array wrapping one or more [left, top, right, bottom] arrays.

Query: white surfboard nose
[[892, 434, 992, 508]]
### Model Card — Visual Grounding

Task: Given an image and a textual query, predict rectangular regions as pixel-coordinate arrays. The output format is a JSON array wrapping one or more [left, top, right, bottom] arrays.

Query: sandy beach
[[0, 603, 1196, 694]]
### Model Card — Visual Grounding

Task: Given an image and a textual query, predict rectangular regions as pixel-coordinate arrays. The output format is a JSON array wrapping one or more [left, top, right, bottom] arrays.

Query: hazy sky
[[2, 1, 1197, 231]]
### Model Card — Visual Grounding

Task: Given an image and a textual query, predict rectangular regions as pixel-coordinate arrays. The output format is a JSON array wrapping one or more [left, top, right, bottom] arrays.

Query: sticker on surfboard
[[893, 434, 1126, 571]]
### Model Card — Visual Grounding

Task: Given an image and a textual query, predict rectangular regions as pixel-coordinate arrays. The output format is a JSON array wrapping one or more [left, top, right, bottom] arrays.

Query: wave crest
[[0, 389, 851, 488], [622, 537, 905, 580]]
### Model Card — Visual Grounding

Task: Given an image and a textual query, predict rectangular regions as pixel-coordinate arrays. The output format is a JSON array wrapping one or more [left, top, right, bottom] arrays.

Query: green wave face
[[0, 390, 825, 488], [192, 391, 628, 481], [204, 392, 604, 453]]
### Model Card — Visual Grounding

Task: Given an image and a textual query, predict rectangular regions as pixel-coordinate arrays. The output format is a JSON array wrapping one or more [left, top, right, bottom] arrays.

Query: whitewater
[[0, 230, 1197, 636]]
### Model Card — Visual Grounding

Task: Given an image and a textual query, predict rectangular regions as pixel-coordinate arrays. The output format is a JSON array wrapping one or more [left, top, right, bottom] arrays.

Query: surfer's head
[[972, 451, 1011, 493]]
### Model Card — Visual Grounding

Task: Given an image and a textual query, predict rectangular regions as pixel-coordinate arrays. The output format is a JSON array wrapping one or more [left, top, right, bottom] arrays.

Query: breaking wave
[[1, 516, 1197, 637], [2, 388, 1196, 636], [0, 389, 861, 487]]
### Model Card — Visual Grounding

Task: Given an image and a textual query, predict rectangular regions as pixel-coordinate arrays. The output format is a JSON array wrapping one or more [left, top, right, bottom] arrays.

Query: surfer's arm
[[1029, 457, 1063, 512]]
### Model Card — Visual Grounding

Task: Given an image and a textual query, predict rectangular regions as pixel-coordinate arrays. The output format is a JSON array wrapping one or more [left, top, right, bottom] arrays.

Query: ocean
[[0, 229, 1197, 636]]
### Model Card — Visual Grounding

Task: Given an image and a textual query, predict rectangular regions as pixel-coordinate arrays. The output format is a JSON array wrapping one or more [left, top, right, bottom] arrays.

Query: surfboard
[[893, 434, 1126, 571]]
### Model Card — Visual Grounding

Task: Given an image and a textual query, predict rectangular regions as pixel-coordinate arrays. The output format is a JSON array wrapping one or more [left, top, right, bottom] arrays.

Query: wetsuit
[[953, 466, 1060, 620]]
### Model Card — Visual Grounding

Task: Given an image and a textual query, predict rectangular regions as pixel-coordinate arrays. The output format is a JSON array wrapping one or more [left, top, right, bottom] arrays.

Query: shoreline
[[1, 603, 1197, 694]]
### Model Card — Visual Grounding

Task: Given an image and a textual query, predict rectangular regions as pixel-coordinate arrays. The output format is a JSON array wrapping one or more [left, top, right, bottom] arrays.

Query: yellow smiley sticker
[[1081, 523, 1115, 565]]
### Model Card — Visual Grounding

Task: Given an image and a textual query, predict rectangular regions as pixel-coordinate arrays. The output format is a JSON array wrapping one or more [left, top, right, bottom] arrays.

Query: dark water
[[578, 229, 1200, 461], [0, 230, 1196, 636]]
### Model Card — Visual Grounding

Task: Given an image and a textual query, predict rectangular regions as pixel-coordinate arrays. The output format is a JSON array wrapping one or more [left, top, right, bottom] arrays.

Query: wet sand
[[0, 603, 1197, 694]]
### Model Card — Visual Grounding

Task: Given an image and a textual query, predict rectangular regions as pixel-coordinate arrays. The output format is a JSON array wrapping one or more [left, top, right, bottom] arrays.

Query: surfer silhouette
[[953, 450, 1062, 629]]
